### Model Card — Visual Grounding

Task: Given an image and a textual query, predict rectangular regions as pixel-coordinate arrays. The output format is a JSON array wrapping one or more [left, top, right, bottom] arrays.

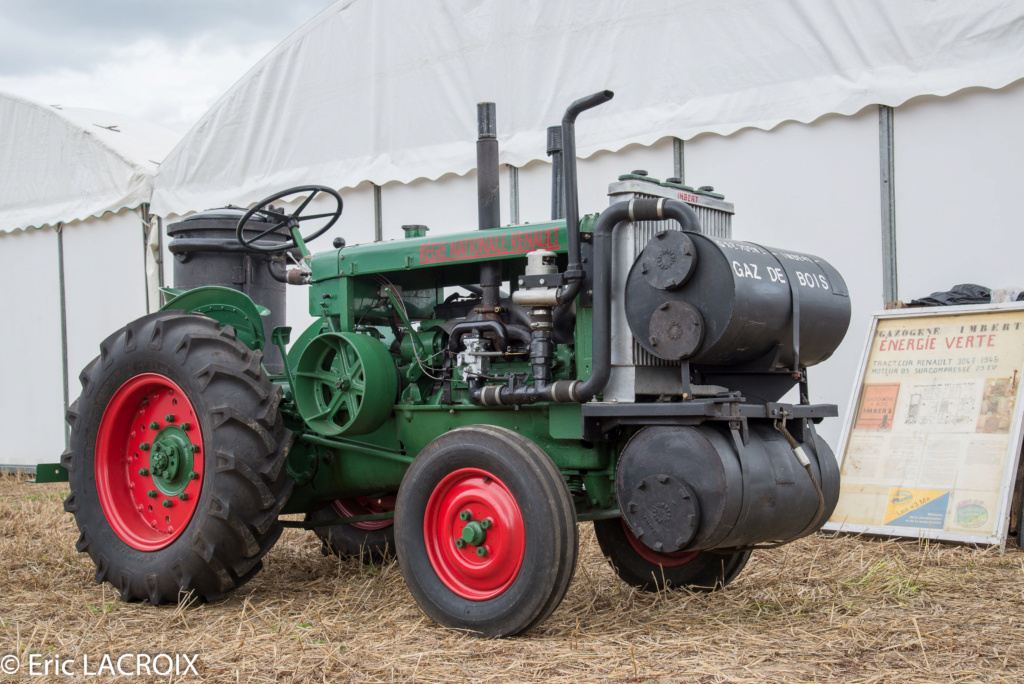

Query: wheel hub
[[423, 468, 525, 600], [94, 373, 205, 551]]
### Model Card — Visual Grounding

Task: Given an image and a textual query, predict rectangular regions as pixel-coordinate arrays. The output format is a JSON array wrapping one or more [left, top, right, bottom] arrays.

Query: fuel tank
[[615, 421, 840, 552], [624, 231, 850, 368]]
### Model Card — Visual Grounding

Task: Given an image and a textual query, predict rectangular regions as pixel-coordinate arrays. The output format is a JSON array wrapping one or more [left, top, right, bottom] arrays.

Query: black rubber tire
[[62, 311, 293, 604], [593, 518, 751, 592], [307, 498, 396, 563], [394, 426, 578, 638]]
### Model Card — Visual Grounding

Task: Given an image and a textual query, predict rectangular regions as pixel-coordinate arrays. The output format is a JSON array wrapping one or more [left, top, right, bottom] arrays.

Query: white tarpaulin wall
[[0, 93, 179, 468], [152, 0, 1024, 216]]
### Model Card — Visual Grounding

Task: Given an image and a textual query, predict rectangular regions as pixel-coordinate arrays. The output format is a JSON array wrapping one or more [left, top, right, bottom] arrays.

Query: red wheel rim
[[621, 519, 700, 567], [331, 494, 396, 531], [95, 373, 205, 551], [423, 468, 525, 600]]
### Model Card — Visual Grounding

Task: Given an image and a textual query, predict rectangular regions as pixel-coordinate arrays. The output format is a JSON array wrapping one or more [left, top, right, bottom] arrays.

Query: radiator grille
[[607, 178, 734, 368]]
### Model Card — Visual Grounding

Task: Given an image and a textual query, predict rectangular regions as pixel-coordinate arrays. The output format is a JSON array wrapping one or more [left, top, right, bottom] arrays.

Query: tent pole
[[508, 165, 520, 225], [56, 222, 70, 448], [373, 184, 383, 242], [673, 138, 685, 184], [878, 105, 898, 304], [141, 204, 151, 314]]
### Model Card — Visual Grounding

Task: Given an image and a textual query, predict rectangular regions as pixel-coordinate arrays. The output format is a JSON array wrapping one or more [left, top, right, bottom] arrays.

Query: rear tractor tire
[[395, 426, 578, 637], [63, 311, 293, 604], [593, 518, 750, 592]]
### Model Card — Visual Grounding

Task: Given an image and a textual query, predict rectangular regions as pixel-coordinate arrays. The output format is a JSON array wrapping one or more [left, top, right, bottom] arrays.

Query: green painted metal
[[160, 286, 268, 352], [292, 332, 398, 436], [33, 463, 69, 483], [149, 425, 195, 497]]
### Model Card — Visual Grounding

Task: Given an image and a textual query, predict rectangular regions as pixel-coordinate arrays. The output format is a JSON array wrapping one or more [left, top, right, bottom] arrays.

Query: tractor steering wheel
[[236, 185, 343, 253]]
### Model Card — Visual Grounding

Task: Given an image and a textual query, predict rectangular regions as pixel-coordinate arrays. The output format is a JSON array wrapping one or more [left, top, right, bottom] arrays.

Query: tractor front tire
[[395, 426, 578, 638], [63, 311, 293, 604]]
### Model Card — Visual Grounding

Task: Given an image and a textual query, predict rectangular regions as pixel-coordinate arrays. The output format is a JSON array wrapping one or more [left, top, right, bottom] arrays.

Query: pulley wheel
[[294, 332, 397, 436]]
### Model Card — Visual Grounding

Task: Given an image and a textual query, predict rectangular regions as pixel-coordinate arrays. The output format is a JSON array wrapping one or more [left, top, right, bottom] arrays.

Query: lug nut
[[190, 445, 200, 453], [178, 493, 189, 501], [455, 539, 465, 548], [459, 510, 472, 521], [481, 519, 492, 529], [139, 442, 150, 451], [165, 414, 175, 423], [162, 499, 173, 508], [147, 490, 157, 498], [476, 547, 488, 557], [149, 422, 160, 430], [189, 472, 199, 480], [181, 423, 191, 431], [138, 468, 149, 477]]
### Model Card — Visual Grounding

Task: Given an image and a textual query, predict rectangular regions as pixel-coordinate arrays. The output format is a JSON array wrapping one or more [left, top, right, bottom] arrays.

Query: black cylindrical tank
[[615, 422, 839, 552], [624, 232, 850, 368], [166, 208, 290, 374]]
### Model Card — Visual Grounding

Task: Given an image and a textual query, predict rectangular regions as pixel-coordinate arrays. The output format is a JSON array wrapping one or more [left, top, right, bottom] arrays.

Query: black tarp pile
[[909, 284, 1024, 306]]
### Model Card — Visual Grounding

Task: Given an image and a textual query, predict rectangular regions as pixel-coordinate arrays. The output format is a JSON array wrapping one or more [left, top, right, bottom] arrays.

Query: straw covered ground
[[2, 471, 1023, 683]]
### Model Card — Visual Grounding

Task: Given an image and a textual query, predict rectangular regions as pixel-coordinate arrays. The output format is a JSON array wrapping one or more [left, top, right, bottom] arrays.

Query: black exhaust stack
[[547, 125, 565, 220], [477, 102, 501, 314]]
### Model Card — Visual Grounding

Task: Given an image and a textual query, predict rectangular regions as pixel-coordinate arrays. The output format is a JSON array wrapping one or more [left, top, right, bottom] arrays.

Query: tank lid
[[177, 206, 271, 223]]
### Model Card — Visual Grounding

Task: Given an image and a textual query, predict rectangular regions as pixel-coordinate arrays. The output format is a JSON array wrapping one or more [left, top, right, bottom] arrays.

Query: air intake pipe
[[551, 90, 614, 308]]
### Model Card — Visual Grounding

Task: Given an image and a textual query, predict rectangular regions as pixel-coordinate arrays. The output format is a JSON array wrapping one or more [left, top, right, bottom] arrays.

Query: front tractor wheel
[[593, 517, 751, 592], [395, 426, 577, 638], [63, 311, 293, 604]]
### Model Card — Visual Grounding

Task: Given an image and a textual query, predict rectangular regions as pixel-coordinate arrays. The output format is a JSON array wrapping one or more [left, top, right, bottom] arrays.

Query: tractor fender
[[159, 286, 269, 352]]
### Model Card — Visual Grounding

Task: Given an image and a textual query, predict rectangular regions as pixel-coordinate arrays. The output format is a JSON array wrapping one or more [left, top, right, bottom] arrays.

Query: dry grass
[[2, 471, 1023, 683]]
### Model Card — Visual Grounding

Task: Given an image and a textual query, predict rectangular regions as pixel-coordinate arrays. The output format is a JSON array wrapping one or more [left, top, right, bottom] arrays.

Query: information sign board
[[824, 303, 1024, 545]]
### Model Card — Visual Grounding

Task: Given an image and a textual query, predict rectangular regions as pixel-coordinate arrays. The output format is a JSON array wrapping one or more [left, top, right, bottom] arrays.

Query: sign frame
[[824, 302, 1024, 547]]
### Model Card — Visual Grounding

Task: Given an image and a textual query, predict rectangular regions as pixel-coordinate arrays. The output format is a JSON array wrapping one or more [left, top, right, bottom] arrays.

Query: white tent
[[152, 0, 1024, 215], [145, 1, 1024, 452], [0, 92, 179, 469]]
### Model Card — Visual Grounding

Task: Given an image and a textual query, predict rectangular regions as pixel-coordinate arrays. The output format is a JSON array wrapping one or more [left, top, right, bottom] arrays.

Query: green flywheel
[[293, 332, 398, 436]]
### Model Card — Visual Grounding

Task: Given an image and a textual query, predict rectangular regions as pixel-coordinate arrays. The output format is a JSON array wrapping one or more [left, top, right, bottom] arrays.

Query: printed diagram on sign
[[977, 373, 1019, 433], [897, 380, 981, 430]]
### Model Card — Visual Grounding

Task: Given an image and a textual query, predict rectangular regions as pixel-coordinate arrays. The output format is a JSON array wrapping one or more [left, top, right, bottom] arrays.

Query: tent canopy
[[152, 0, 1024, 217], [0, 91, 180, 233]]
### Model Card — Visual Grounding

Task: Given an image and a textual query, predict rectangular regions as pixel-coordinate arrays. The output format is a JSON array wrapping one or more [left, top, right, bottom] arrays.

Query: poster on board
[[824, 303, 1024, 546]]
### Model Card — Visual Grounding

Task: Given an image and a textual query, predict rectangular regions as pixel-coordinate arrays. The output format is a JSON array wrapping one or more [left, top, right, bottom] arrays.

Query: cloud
[[0, 0, 337, 131], [0, 0, 336, 75]]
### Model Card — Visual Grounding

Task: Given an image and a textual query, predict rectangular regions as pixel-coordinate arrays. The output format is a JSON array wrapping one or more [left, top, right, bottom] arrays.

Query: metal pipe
[[547, 125, 565, 220], [555, 90, 614, 307], [477, 103, 502, 312], [573, 199, 700, 402], [56, 222, 70, 448], [373, 183, 383, 243], [508, 165, 520, 225], [469, 198, 700, 407]]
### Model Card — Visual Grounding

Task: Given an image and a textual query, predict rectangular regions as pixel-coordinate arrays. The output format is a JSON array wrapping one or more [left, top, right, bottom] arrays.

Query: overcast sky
[[0, 0, 337, 133]]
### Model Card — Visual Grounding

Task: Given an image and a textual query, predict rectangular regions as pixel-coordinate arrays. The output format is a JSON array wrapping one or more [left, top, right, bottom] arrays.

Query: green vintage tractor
[[58, 92, 851, 637]]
